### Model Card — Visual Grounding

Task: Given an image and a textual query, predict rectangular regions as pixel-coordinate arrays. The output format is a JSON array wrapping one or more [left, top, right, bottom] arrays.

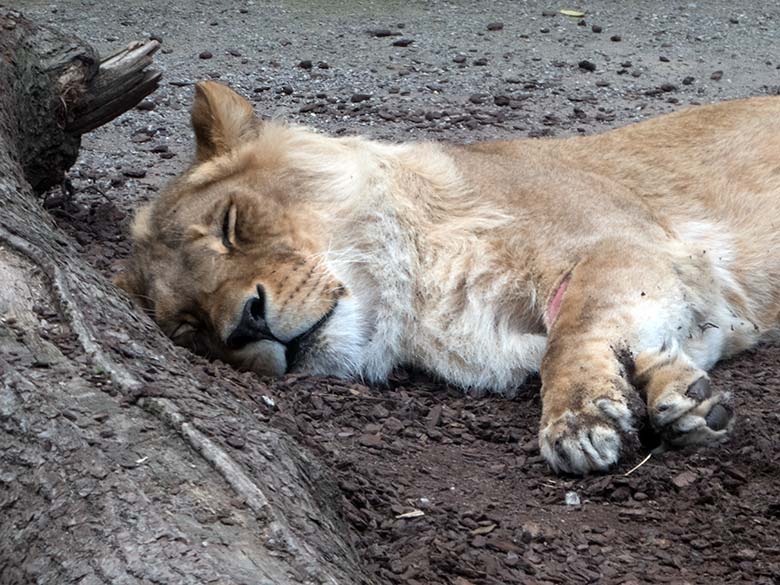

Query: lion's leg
[[634, 342, 733, 446], [537, 242, 729, 474], [538, 329, 639, 475]]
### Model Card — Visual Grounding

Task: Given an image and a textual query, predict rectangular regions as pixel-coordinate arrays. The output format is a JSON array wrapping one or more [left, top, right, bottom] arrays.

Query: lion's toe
[[539, 399, 635, 475]]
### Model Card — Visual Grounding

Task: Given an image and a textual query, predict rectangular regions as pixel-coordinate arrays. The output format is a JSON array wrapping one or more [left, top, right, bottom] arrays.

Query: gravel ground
[[16, 1, 780, 583]]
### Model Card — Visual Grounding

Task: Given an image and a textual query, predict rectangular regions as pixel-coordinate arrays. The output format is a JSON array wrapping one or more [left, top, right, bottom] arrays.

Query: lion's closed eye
[[169, 320, 213, 356], [221, 203, 237, 249], [170, 321, 197, 341]]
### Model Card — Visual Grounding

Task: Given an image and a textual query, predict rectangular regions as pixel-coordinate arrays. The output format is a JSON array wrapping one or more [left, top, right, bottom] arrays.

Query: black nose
[[226, 286, 276, 349]]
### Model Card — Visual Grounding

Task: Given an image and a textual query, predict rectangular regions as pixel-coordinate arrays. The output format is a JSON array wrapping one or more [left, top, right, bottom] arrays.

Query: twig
[[624, 452, 653, 476]]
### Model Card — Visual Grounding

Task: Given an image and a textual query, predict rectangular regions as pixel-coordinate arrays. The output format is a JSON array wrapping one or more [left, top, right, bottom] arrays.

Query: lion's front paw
[[539, 398, 636, 475], [650, 376, 734, 447]]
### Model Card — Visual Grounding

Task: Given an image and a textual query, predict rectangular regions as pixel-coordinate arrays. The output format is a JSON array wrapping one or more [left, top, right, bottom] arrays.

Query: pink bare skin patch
[[545, 272, 571, 328]]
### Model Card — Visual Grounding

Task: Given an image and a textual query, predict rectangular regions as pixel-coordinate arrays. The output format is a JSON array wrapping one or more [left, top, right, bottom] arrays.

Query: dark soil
[[19, 0, 780, 583]]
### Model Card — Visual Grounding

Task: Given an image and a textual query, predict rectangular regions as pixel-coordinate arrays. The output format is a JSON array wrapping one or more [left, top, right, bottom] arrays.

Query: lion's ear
[[191, 81, 256, 162]]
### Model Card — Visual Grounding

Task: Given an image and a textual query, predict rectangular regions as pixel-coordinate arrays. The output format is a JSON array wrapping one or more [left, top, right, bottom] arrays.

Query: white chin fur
[[296, 297, 370, 378]]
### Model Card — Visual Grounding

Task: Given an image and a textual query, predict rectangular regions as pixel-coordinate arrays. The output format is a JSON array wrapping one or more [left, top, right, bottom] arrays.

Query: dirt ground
[[15, 0, 780, 583]]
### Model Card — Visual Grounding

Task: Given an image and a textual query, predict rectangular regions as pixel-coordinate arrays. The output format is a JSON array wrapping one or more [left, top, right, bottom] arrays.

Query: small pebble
[[711, 70, 724, 81], [122, 168, 146, 179], [198, 51, 213, 60], [487, 22, 504, 31], [298, 60, 313, 69], [610, 35, 622, 42], [578, 60, 596, 72], [368, 28, 393, 37], [136, 100, 155, 111], [591, 24, 602, 33]]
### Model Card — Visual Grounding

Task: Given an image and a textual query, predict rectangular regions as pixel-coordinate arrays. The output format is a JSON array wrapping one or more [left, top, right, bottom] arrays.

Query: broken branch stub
[[66, 39, 162, 134], [0, 8, 161, 192]]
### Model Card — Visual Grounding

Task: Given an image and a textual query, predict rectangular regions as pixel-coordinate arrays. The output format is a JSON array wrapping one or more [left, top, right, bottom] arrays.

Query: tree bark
[[0, 10, 370, 585]]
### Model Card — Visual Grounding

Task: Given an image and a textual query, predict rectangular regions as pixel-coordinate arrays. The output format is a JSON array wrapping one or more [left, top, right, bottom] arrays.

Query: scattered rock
[[198, 50, 213, 60], [671, 471, 698, 489], [392, 38, 414, 47], [298, 59, 313, 69], [487, 22, 504, 31], [610, 34, 622, 42], [358, 433, 384, 448], [578, 60, 596, 72], [136, 99, 155, 111], [350, 93, 372, 103], [682, 75, 695, 85], [122, 167, 147, 179], [711, 70, 724, 80], [591, 24, 602, 33], [368, 28, 394, 37]]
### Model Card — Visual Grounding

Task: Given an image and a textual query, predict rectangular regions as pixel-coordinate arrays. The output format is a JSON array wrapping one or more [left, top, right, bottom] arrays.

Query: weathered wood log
[[0, 10, 370, 585], [0, 8, 160, 192]]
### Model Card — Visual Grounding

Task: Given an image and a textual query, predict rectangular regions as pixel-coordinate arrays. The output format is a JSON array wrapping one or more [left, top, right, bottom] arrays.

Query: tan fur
[[117, 81, 780, 474]]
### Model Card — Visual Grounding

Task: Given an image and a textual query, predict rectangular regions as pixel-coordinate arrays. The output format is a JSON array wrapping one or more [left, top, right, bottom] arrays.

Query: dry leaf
[[471, 523, 497, 535], [560, 9, 586, 17]]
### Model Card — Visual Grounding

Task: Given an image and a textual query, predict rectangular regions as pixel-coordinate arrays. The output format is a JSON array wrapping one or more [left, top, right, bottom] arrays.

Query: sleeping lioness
[[116, 81, 780, 475]]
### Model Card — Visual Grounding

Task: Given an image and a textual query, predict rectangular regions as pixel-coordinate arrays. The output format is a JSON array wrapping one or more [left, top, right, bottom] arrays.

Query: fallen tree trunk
[[0, 10, 370, 585]]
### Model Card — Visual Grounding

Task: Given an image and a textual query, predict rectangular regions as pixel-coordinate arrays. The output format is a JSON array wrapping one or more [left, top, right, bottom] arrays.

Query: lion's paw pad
[[651, 377, 733, 446], [539, 398, 635, 475]]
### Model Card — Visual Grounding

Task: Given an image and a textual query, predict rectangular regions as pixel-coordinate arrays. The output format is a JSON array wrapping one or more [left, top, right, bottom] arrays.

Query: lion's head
[[116, 81, 374, 378]]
